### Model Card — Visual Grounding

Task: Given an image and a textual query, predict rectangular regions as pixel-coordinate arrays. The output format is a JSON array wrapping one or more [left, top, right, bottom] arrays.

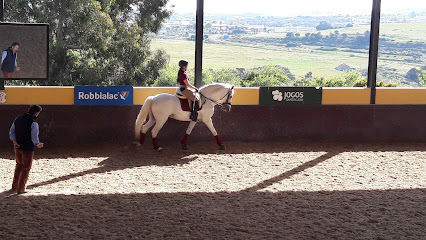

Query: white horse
[[135, 83, 235, 151]]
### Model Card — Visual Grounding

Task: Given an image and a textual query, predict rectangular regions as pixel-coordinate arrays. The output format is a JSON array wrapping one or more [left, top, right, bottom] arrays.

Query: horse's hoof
[[219, 144, 226, 150], [156, 147, 163, 152], [182, 144, 189, 150]]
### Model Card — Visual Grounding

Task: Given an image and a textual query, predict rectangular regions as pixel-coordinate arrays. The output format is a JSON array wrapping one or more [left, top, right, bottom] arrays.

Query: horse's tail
[[135, 96, 154, 140]]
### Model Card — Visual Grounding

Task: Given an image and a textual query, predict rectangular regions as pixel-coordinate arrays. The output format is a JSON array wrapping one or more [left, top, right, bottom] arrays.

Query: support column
[[194, 0, 204, 88], [367, 0, 382, 104], [0, 0, 5, 90]]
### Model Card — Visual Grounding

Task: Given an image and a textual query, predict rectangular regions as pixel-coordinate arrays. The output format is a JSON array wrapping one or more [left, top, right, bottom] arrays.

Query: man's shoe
[[17, 190, 29, 194]]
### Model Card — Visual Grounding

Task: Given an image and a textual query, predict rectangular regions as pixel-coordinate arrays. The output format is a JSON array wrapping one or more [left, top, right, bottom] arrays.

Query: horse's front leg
[[204, 118, 226, 150], [181, 121, 197, 150]]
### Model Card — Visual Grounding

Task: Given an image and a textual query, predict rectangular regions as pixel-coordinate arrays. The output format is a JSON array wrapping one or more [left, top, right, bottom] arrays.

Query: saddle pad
[[179, 98, 192, 112], [175, 88, 202, 111]]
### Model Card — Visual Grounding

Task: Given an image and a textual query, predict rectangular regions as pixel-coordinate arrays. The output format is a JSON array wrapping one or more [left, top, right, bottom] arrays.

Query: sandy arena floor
[[0, 141, 425, 239]]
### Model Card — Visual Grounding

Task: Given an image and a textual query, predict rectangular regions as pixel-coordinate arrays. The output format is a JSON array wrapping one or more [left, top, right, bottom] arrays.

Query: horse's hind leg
[[139, 112, 155, 145], [181, 121, 197, 150], [151, 117, 168, 151]]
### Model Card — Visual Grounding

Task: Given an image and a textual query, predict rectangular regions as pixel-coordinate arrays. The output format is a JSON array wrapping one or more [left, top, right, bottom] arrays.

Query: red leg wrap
[[214, 135, 222, 146], [181, 134, 190, 145], [152, 138, 159, 150]]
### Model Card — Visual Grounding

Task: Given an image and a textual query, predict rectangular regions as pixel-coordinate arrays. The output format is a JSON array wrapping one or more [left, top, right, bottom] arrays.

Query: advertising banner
[[259, 87, 322, 105], [0, 91, 6, 104], [74, 86, 133, 105]]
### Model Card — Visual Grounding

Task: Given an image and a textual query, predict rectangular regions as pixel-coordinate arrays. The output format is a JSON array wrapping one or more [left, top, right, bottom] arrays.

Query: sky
[[167, 0, 426, 16]]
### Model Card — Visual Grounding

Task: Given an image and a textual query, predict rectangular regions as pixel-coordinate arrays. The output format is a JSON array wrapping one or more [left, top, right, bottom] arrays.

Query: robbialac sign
[[74, 86, 133, 105], [259, 87, 322, 105]]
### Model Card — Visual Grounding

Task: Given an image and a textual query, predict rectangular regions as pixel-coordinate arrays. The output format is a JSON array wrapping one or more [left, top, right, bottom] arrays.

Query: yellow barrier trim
[[134, 87, 259, 105], [376, 88, 426, 104], [4, 86, 74, 105], [2, 86, 425, 105], [133, 87, 176, 105], [322, 88, 371, 105], [233, 88, 259, 105]]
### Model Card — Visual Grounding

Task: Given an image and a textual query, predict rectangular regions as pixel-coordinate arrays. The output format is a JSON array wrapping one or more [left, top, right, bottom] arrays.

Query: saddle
[[175, 88, 202, 112]]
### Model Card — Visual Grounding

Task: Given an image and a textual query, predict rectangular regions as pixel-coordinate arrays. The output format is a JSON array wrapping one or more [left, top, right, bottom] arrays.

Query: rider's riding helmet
[[179, 60, 189, 68]]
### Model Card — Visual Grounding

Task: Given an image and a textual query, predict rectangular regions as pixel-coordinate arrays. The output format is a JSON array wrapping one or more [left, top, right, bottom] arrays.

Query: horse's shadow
[[25, 143, 201, 190], [3, 141, 424, 193]]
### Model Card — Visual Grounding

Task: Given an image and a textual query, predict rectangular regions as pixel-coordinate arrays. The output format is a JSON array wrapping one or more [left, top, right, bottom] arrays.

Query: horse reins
[[199, 87, 233, 109]]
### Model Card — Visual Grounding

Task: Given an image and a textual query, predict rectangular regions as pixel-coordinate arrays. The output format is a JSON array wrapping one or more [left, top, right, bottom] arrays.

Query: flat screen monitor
[[0, 22, 49, 80]]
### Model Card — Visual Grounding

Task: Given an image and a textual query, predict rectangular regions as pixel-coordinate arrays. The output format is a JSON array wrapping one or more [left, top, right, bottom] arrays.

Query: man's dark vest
[[14, 114, 35, 151], [1, 48, 17, 73]]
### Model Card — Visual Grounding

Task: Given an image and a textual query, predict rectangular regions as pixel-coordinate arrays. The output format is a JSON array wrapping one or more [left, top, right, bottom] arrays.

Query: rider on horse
[[177, 60, 199, 121]]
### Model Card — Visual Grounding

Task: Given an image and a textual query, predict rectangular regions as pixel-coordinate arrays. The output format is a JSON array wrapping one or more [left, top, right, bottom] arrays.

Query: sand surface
[[0, 142, 425, 239]]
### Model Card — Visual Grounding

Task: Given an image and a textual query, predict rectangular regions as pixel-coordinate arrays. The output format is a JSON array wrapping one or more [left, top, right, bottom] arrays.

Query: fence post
[[0, 0, 4, 90], [0, 0, 4, 22], [194, 0, 204, 88], [367, 0, 382, 104]]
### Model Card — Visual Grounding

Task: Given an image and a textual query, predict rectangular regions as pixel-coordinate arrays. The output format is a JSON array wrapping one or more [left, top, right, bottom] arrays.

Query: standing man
[[1, 42, 21, 78], [9, 105, 44, 194]]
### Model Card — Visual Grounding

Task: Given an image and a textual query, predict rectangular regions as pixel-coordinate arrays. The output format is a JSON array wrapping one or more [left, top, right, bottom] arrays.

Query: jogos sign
[[74, 86, 133, 105], [259, 87, 322, 105]]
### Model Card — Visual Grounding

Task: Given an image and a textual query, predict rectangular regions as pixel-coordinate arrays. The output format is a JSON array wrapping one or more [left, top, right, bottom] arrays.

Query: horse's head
[[199, 83, 235, 112]]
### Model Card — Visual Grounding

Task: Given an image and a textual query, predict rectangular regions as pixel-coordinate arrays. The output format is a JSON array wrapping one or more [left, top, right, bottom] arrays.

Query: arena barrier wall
[[0, 87, 425, 147], [2, 86, 426, 105]]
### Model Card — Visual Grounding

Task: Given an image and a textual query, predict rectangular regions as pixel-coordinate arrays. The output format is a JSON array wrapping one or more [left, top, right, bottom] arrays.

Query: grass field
[[151, 22, 426, 82], [323, 22, 426, 42], [151, 39, 369, 78]]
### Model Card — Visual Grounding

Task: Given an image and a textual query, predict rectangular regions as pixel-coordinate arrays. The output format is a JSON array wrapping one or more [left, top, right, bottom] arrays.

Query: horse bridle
[[200, 86, 234, 110]]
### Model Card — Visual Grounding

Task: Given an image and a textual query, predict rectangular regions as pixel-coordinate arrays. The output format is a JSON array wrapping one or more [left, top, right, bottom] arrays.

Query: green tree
[[316, 21, 333, 31], [293, 77, 310, 87], [286, 32, 295, 39], [334, 30, 339, 38], [353, 79, 398, 87], [418, 70, 426, 87], [342, 71, 364, 86], [310, 32, 322, 42], [309, 77, 346, 87], [406, 68, 421, 82], [202, 69, 241, 86], [307, 71, 366, 87], [242, 66, 291, 87], [4, 0, 171, 86], [152, 66, 179, 86]]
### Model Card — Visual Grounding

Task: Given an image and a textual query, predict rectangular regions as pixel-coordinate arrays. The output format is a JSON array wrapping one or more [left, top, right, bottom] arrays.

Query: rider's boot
[[190, 101, 198, 121]]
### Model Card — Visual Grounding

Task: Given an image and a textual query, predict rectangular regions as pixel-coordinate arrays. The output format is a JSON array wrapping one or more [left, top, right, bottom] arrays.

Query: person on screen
[[1, 42, 21, 78]]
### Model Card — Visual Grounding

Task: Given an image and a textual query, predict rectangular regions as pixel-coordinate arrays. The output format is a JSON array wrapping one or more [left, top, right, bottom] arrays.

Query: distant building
[[274, 26, 316, 33]]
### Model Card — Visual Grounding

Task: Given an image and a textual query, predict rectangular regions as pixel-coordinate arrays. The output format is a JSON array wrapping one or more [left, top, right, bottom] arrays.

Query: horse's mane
[[199, 83, 233, 91]]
